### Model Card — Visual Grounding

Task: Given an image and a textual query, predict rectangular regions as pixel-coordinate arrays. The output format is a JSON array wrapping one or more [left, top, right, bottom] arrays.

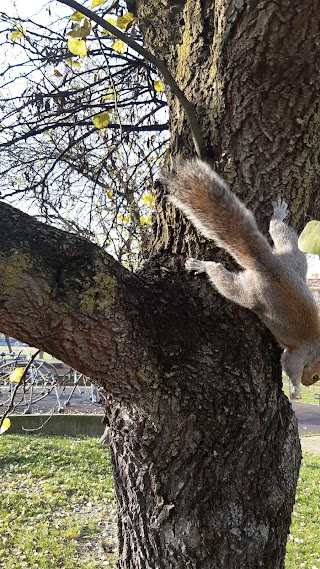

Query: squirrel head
[[301, 361, 320, 387]]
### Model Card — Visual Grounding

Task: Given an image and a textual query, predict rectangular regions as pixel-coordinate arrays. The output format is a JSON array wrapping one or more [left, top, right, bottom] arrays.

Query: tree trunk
[[105, 279, 301, 568], [2, 0, 320, 567]]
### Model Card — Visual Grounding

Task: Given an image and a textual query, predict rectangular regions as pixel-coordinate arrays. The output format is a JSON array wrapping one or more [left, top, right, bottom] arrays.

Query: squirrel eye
[[312, 374, 319, 381]]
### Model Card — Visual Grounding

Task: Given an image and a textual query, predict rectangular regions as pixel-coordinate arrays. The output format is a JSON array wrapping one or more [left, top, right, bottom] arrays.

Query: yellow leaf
[[9, 367, 24, 383], [67, 18, 91, 38], [154, 79, 164, 92], [66, 58, 81, 68], [139, 215, 152, 225], [107, 189, 113, 198], [117, 12, 136, 31], [101, 17, 117, 36], [71, 11, 85, 21], [91, 0, 107, 8], [67, 37, 88, 58], [142, 193, 155, 207], [105, 88, 116, 100], [118, 213, 131, 224], [113, 39, 126, 54], [101, 88, 119, 102], [0, 418, 11, 435], [10, 27, 26, 42], [92, 112, 110, 129]]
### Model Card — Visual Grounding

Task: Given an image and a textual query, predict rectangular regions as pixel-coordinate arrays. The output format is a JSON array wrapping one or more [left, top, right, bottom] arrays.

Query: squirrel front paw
[[272, 197, 288, 221], [185, 258, 206, 275]]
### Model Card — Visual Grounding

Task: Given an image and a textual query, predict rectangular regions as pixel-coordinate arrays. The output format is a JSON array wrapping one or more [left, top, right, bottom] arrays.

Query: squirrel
[[167, 159, 320, 398]]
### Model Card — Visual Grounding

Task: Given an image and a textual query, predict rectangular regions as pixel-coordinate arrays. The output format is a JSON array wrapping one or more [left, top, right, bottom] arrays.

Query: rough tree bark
[[1, 0, 320, 567]]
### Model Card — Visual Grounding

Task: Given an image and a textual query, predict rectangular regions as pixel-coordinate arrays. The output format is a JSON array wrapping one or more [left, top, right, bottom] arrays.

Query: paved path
[[291, 401, 320, 434], [291, 401, 320, 455]]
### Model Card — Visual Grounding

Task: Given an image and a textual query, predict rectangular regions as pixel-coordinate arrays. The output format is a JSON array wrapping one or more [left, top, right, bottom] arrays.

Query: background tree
[[0, 0, 168, 266], [1, 0, 320, 567]]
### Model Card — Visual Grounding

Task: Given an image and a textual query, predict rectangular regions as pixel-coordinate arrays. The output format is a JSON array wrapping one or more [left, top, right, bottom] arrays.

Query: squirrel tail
[[167, 159, 273, 270]]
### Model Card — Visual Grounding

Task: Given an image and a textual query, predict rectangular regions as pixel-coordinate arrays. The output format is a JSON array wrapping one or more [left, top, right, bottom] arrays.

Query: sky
[[2, 0, 68, 19]]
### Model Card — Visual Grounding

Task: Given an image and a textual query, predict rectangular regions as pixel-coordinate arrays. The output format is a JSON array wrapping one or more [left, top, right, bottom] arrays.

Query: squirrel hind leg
[[187, 259, 254, 308], [185, 258, 207, 274]]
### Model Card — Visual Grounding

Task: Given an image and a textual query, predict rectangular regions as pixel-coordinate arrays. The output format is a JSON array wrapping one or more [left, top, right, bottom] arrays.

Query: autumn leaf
[[70, 11, 85, 21], [91, 0, 107, 8], [100, 17, 117, 37], [0, 418, 11, 434], [113, 40, 126, 54], [142, 193, 155, 207], [107, 189, 113, 198], [92, 112, 110, 129], [10, 26, 26, 42], [118, 213, 131, 224], [67, 18, 91, 39], [117, 12, 136, 31], [139, 215, 152, 225], [154, 79, 164, 92], [9, 367, 24, 383], [66, 58, 81, 68], [67, 38, 88, 58], [54, 69, 63, 77], [101, 88, 120, 102]]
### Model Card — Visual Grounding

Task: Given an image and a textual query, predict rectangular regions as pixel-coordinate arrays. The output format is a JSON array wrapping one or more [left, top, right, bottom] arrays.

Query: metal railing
[[0, 349, 100, 414]]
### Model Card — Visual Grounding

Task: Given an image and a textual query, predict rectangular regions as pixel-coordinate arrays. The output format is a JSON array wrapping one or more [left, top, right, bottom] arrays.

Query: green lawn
[[0, 435, 319, 568], [286, 454, 320, 568], [0, 435, 117, 568]]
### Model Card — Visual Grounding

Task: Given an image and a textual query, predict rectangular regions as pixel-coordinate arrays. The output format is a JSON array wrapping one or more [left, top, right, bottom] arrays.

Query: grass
[[0, 435, 117, 568], [286, 454, 320, 568], [0, 435, 319, 568]]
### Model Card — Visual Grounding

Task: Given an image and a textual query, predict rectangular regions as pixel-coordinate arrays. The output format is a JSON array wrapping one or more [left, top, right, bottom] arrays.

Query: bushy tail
[[167, 159, 273, 270]]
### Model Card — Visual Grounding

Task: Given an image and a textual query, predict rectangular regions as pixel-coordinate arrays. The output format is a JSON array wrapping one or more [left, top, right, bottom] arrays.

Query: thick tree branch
[[0, 201, 159, 400], [57, 0, 207, 158]]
